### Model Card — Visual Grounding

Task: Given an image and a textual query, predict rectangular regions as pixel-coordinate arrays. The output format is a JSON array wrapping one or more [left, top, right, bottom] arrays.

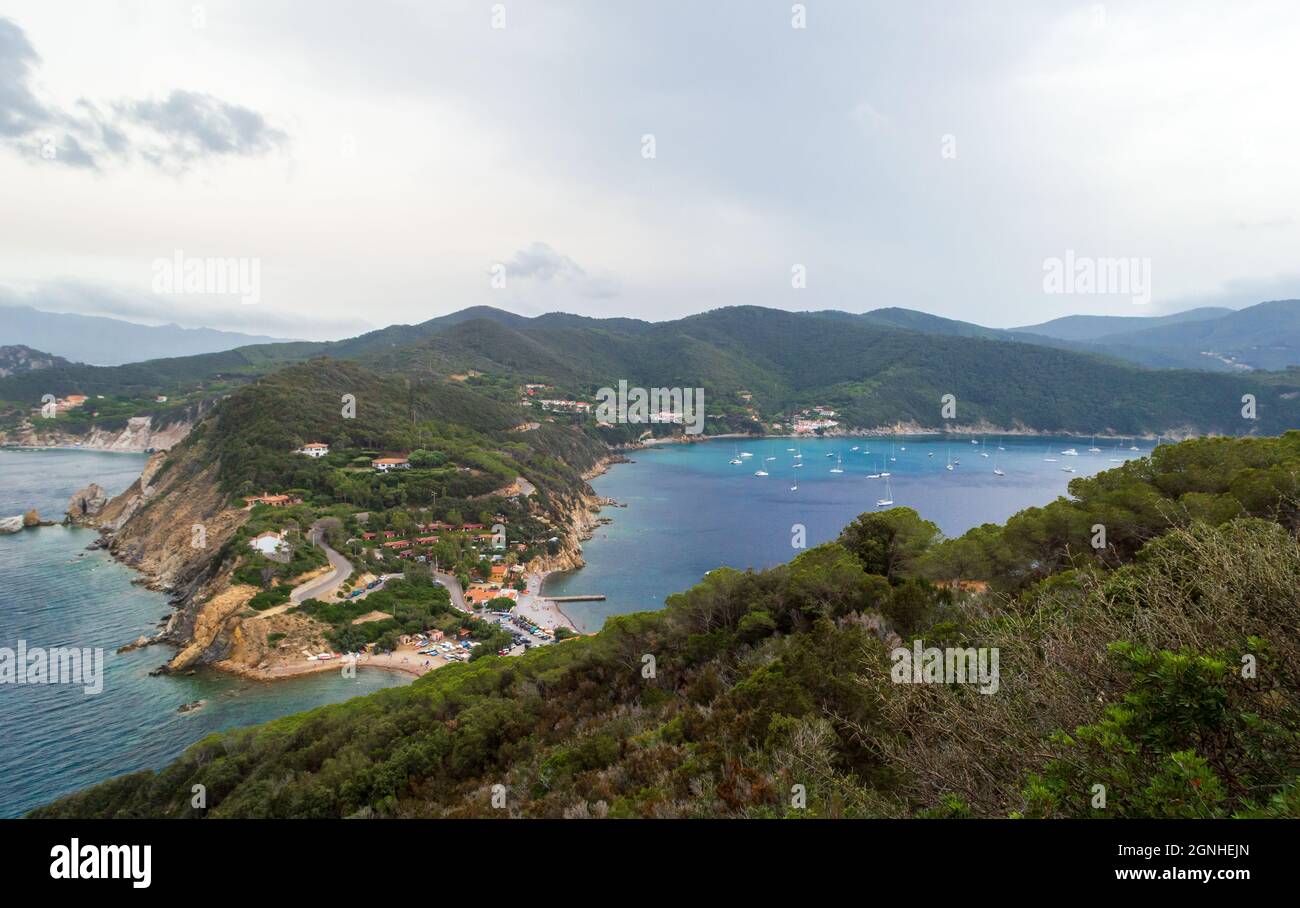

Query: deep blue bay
[[545, 434, 1145, 631]]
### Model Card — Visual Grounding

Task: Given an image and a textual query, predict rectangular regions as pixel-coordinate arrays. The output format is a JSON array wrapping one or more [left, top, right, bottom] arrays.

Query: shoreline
[[621, 427, 1181, 448], [0, 444, 156, 455], [214, 649, 439, 682]]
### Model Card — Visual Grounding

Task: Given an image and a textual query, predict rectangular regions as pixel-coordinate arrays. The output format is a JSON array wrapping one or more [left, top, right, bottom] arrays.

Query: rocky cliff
[[85, 440, 252, 672], [0, 414, 194, 452]]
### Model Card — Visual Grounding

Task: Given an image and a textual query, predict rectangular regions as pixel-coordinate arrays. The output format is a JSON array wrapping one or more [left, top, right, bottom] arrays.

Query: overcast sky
[[2, 0, 1299, 340]]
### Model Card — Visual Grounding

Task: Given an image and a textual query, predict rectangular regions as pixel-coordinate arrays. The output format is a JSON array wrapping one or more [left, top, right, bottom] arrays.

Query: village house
[[372, 456, 410, 472], [249, 530, 286, 556], [465, 588, 497, 608], [295, 442, 330, 458]]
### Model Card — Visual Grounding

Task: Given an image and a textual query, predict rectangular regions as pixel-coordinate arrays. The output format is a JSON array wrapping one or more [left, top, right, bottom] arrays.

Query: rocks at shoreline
[[0, 508, 55, 534], [65, 483, 109, 525]]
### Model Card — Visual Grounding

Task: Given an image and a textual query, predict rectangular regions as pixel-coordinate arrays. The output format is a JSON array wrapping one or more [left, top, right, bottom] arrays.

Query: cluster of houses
[[535, 399, 592, 413], [293, 442, 414, 473], [792, 407, 840, 434], [358, 522, 519, 561]]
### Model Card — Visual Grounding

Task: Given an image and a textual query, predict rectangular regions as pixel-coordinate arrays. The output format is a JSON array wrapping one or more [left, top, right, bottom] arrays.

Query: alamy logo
[[595, 380, 705, 435], [151, 249, 261, 304], [890, 639, 1000, 695], [1042, 250, 1150, 305], [0, 640, 104, 694], [50, 839, 151, 888]]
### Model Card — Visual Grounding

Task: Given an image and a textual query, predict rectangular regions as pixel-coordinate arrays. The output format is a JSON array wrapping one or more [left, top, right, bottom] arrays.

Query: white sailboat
[[1061, 464, 1076, 473], [790, 478, 799, 492], [945, 448, 955, 472], [829, 454, 844, 474], [876, 477, 894, 507], [1088, 434, 1101, 453], [729, 445, 742, 465], [979, 437, 989, 458], [754, 467, 768, 477], [889, 443, 896, 463], [993, 451, 1005, 476], [1043, 442, 1057, 463]]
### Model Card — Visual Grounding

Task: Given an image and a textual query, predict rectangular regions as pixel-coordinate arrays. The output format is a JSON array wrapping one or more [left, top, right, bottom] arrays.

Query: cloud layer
[[0, 17, 284, 171]]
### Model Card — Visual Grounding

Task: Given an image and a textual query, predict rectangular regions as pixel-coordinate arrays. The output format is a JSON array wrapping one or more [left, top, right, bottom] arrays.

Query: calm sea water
[[546, 435, 1146, 631], [0, 448, 409, 818]]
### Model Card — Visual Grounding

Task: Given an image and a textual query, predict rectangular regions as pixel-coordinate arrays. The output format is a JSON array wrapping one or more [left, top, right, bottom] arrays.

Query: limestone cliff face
[[0, 414, 195, 452]]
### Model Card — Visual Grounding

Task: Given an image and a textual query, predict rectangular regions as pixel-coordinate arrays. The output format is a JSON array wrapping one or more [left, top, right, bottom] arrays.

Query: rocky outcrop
[[65, 484, 109, 525], [0, 516, 24, 535]]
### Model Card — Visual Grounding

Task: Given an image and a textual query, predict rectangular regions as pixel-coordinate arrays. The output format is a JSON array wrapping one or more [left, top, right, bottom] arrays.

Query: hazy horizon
[[4, 1, 1300, 340]]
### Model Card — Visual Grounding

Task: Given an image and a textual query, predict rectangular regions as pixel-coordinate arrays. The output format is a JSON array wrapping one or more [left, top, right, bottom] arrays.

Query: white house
[[372, 456, 410, 472], [249, 531, 285, 555], [296, 442, 330, 458]]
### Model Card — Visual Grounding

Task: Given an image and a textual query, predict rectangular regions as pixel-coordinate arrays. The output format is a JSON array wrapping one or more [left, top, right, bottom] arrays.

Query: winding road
[[431, 570, 468, 612], [251, 522, 352, 620]]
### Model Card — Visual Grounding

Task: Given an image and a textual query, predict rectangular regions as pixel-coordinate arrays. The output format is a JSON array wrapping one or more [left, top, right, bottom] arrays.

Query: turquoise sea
[[545, 434, 1146, 631], [0, 448, 409, 818]]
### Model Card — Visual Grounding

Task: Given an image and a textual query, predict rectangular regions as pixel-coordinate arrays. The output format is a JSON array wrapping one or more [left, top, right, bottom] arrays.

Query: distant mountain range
[[4, 298, 1300, 374], [0, 304, 295, 366], [5, 303, 1300, 438], [1013, 301, 1300, 371]]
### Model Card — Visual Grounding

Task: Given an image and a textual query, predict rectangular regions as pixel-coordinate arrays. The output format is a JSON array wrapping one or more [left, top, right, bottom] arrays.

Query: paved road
[[431, 570, 468, 611], [292, 525, 352, 604], [248, 525, 351, 620]]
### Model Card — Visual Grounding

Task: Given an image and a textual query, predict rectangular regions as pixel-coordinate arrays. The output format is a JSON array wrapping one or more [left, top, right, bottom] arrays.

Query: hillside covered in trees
[[6, 305, 1300, 438], [33, 433, 1300, 819]]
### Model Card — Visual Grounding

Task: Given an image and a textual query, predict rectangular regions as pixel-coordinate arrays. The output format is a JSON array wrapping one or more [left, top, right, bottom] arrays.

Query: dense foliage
[[33, 434, 1300, 819]]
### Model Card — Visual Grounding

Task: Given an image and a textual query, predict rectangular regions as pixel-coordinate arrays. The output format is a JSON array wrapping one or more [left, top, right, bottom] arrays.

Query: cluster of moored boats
[[728, 435, 1150, 507]]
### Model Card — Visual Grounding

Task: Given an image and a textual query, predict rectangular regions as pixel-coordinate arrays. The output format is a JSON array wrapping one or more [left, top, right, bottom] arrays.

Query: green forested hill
[[33, 433, 1300, 819], [6, 304, 1300, 436], [177, 358, 607, 510]]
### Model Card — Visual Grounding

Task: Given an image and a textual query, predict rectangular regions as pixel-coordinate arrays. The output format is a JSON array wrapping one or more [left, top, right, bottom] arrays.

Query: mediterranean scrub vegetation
[[31, 434, 1300, 819]]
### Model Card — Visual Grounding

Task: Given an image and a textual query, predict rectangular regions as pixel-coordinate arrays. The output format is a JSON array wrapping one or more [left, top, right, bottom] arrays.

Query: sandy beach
[[515, 571, 581, 633]]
